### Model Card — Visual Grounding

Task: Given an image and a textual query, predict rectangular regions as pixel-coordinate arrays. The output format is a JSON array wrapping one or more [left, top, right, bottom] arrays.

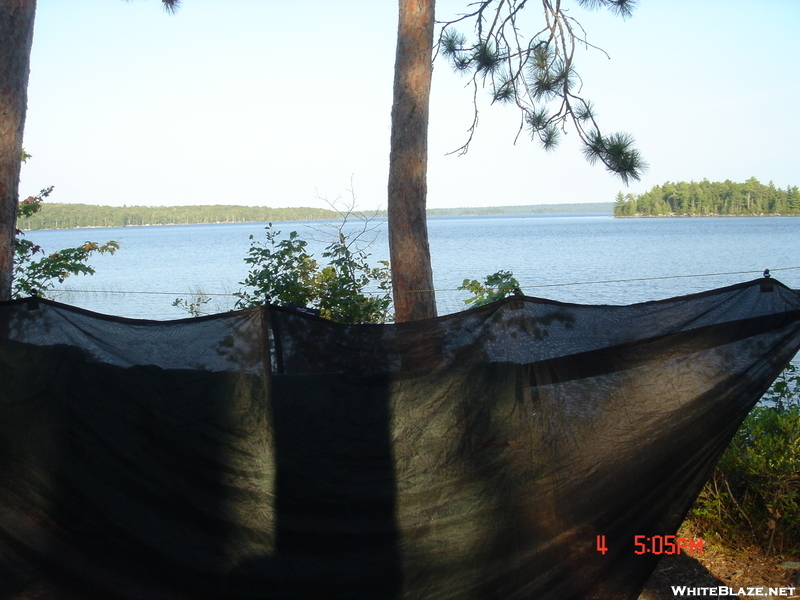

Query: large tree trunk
[[388, 0, 436, 322], [0, 0, 37, 301]]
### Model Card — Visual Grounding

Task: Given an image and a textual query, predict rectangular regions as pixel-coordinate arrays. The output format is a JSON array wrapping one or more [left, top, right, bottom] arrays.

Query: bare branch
[[446, 79, 482, 156]]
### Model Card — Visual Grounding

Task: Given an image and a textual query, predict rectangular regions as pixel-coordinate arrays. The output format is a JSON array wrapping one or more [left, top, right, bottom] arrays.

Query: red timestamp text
[[595, 535, 704, 555], [634, 535, 703, 555]]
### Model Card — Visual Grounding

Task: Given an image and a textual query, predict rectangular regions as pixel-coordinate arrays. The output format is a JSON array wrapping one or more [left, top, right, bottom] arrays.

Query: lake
[[21, 214, 800, 321]]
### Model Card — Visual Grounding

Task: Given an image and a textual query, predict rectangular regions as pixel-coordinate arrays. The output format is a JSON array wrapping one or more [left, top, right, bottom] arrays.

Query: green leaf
[[458, 270, 520, 307]]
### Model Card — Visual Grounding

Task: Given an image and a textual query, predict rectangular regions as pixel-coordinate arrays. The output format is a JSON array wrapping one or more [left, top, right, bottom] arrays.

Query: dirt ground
[[639, 532, 800, 600]]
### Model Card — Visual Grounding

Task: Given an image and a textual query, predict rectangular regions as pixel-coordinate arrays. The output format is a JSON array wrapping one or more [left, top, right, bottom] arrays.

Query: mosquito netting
[[1, 278, 799, 600]]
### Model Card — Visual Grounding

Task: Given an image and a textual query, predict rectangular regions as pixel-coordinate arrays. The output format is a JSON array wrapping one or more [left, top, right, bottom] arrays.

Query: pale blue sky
[[18, 0, 800, 210]]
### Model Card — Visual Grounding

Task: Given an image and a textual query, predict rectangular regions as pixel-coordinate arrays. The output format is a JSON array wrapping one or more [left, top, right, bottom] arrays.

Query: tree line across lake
[[18, 177, 800, 230], [614, 177, 800, 217], [17, 201, 616, 230], [17, 204, 341, 230]]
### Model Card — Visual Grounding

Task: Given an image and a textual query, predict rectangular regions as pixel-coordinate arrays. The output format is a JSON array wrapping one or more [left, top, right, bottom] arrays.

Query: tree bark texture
[[0, 0, 36, 301], [388, 0, 436, 322]]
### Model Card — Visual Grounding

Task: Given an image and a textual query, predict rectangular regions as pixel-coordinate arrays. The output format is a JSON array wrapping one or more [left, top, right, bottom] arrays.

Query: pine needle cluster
[[438, 0, 646, 184]]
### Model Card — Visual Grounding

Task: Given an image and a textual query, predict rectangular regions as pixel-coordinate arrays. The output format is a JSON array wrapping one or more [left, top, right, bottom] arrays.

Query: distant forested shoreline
[[614, 178, 800, 217], [18, 201, 614, 230], [17, 204, 340, 230], [19, 180, 800, 230], [424, 202, 613, 216]]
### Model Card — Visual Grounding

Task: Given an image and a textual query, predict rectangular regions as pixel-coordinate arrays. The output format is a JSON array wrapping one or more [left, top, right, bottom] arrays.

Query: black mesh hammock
[[1, 278, 799, 600]]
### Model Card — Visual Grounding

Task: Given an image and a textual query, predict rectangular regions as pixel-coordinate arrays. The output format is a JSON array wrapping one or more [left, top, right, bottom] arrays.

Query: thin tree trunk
[[0, 0, 37, 301], [388, 0, 436, 322]]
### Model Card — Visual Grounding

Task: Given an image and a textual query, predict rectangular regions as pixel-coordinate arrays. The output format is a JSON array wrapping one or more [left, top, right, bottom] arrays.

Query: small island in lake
[[614, 177, 800, 217]]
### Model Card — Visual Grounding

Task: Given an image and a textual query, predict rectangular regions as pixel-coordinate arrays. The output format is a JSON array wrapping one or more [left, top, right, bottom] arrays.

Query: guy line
[[48, 266, 800, 297]]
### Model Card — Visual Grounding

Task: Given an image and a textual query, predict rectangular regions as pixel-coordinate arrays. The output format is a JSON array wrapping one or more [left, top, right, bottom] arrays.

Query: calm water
[[21, 214, 800, 320]]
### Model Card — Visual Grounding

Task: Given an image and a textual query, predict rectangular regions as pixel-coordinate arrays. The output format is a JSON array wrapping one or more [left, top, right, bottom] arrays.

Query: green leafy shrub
[[458, 270, 521, 307], [688, 364, 800, 554], [233, 222, 392, 325], [13, 186, 119, 299]]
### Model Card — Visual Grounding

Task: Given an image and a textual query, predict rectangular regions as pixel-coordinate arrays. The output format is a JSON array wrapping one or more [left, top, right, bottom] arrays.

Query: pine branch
[[436, 0, 646, 184]]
